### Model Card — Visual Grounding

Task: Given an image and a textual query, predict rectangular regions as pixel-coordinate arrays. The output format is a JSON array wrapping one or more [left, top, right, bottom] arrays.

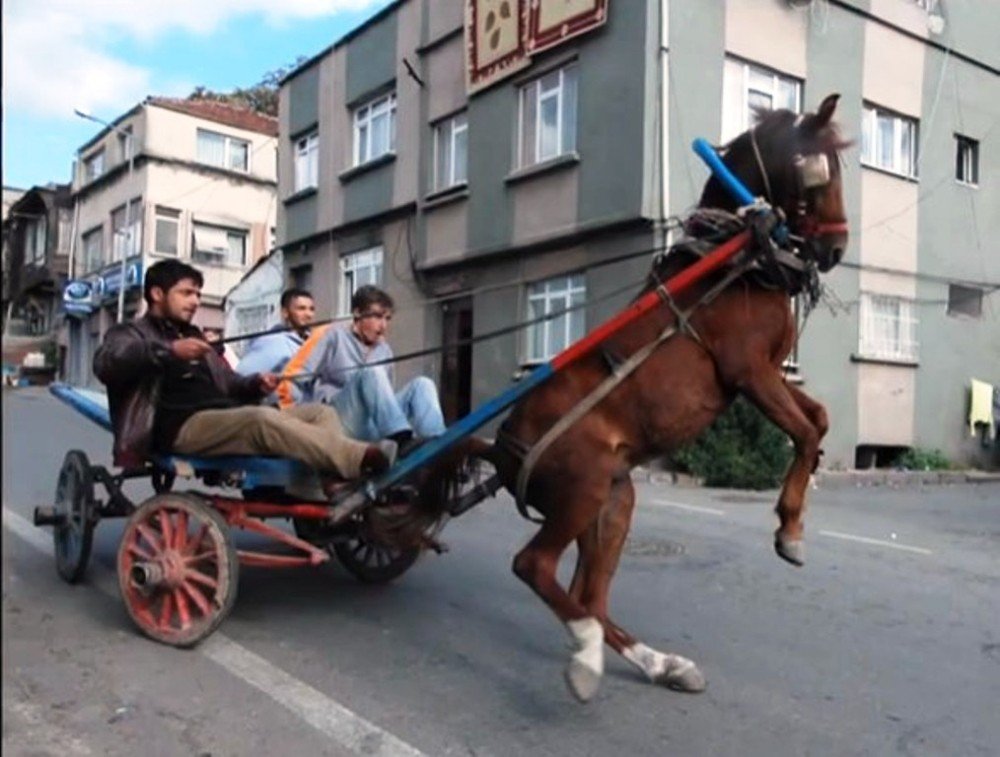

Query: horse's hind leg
[[786, 383, 829, 472], [512, 476, 611, 702], [740, 369, 822, 566], [573, 478, 706, 693]]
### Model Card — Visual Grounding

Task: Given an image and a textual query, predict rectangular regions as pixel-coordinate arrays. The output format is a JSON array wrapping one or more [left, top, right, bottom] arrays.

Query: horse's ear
[[814, 94, 840, 127]]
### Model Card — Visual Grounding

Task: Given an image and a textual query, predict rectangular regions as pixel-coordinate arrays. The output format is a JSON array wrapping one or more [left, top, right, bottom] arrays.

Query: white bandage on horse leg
[[566, 617, 604, 675], [623, 643, 696, 682]]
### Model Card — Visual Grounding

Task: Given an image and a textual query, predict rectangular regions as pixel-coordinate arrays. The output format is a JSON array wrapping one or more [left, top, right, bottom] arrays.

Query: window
[[82, 227, 103, 272], [84, 150, 105, 182], [192, 223, 246, 267], [110, 199, 142, 262], [858, 293, 918, 362], [947, 284, 983, 318], [154, 206, 180, 256], [519, 64, 578, 169], [197, 129, 250, 172], [433, 112, 468, 191], [338, 247, 383, 315], [26, 217, 47, 265], [118, 126, 134, 163], [294, 132, 319, 192], [955, 135, 979, 186], [353, 93, 396, 166], [234, 304, 273, 356], [525, 274, 586, 363], [290, 263, 313, 292], [722, 59, 801, 142], [861, 105, 918, 178]]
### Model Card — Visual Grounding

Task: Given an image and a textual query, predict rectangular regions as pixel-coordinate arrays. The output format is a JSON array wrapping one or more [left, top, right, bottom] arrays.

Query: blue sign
[[100, 259, 143, 299], [62, 279, 97, 316]]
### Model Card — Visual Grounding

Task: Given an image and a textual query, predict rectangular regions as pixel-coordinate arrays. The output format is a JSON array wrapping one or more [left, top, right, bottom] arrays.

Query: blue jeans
[[331, 368, 446, 442]]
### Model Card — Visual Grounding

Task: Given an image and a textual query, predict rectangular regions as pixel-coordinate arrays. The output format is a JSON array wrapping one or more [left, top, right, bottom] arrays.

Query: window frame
[[722, 58, 802, 142], [352, 92, 397, 167], [83, 149, 105, 182], [432, 111, 469, 192], [293, 131, 319, 192], [82, 226, 104, 273], [861, 104, 919, 179], [338, 246, 384, 316], [858, 292, 919, 363], [517, 63, 578, 170], [26, 217, 47, 265], [946, 284, 983, 319], [153, 206, 180, 256], [196, 128, 251, 173], [110, 199, 143, 262], [524, 273, 587, 364], [191, 222, 247, 268], [955, 134, 979, 186]]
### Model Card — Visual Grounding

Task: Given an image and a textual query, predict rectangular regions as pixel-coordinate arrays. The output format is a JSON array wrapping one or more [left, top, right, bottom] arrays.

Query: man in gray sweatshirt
[[300, 286, 446, 455]]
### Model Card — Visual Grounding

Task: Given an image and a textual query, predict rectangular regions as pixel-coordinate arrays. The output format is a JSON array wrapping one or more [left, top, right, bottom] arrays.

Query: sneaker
[[360, 439, 398, 477]]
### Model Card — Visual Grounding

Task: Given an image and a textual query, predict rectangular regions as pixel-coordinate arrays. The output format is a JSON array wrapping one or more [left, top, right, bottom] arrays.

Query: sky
[[1, 0, 394, 190]]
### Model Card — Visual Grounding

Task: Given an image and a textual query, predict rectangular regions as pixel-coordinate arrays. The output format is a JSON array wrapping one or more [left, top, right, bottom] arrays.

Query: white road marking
[[650, 499, 726, 516], [2, 506, 427, 757], [819, 529, 933, 555]]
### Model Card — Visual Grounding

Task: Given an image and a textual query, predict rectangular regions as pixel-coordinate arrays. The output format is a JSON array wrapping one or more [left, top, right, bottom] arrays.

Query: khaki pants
[[173, 403, 368, 479]]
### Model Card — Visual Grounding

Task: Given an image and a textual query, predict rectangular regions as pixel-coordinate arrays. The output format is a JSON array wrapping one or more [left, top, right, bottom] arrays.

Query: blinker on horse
[[417, 94, 850, 702]]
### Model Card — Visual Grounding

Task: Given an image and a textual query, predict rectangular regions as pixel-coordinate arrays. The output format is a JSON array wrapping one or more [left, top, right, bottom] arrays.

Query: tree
[[187, 56, 310, 117]]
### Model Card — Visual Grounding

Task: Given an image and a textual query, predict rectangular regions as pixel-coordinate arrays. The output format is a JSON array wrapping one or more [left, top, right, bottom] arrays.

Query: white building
[[64, 97, 278, 385]]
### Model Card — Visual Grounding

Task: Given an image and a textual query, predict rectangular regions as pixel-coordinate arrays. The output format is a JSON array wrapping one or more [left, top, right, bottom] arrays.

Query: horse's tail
[[372, 437, 497, 551]]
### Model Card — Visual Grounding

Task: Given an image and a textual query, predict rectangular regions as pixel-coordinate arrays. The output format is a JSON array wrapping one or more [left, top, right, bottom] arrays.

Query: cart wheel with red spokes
[[117, 493, 238, 647]]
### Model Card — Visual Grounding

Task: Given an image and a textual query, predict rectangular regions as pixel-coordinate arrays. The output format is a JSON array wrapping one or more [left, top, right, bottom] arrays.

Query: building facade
[[1, 184, 73, 378], [276, 0, 998, 468], [64, 97, 278, 385]]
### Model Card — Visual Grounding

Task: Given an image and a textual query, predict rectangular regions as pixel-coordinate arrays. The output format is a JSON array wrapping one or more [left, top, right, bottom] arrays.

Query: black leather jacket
[[93, 315, 262, 467]]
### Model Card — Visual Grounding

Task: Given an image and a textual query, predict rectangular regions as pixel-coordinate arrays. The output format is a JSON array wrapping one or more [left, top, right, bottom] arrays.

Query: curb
[[631, 468, 1000, 489]]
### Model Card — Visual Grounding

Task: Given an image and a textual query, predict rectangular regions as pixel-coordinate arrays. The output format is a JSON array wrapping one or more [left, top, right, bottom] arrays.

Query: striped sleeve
[[276, 325, 330, 409]]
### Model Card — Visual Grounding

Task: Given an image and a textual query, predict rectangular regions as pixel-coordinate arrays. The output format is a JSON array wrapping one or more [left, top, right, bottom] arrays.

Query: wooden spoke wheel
[[117, 493, 237, 647], [53, 450, 96, 584], [333, 525, 420, 584]]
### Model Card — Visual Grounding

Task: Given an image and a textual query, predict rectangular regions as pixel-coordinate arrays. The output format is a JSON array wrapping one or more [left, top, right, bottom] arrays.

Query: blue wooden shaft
[[692, 138, 757, 207], [369, 363, 555, 488]]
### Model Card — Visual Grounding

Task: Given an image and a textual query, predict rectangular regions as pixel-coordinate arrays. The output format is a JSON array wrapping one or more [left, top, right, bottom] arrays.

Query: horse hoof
[[654, 657, 707, 694], [565, 659, 602, 702], [775, 536, 805, 567]]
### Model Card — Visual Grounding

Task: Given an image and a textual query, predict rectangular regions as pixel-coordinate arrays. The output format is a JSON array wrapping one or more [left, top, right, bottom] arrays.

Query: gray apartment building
[[274, 0, 998, 470]]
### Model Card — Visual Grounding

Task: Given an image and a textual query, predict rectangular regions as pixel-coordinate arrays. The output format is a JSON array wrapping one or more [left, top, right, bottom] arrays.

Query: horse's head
[[700, 93, 851, 272]]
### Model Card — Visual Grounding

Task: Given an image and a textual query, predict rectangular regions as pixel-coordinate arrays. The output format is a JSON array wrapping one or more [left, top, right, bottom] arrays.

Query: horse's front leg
[[571, 478, 707, 693], [740, 369, 823, 566]]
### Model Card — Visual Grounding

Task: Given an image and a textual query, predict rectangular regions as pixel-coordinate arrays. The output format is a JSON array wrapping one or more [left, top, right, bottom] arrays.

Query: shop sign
[[62, 279, 97, 316]]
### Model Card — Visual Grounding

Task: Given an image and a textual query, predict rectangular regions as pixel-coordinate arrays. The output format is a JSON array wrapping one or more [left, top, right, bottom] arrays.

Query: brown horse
[[416, 94, 850, 702]]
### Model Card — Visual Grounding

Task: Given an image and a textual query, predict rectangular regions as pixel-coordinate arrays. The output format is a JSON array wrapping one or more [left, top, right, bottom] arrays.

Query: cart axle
[[33, 506, 66, 527]]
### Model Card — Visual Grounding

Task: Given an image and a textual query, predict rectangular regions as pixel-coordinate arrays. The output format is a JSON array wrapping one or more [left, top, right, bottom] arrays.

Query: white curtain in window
[[197, 131, 226, 167]]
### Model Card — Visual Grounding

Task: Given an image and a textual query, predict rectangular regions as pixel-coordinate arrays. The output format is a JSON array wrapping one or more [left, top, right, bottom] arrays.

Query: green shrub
[[672, 397, 793, 490], [894, 447, 951, 471]]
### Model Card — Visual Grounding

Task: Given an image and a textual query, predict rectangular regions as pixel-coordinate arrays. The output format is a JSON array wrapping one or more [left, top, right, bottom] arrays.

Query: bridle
[[749, 125, 849, 244]]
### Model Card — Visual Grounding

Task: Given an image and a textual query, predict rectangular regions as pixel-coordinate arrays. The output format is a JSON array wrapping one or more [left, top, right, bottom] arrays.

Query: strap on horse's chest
[[505, 261, 751, 521]]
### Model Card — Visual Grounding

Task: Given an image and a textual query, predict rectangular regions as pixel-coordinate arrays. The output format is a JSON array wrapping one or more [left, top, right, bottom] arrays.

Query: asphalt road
[[3, 387, 999, 756]]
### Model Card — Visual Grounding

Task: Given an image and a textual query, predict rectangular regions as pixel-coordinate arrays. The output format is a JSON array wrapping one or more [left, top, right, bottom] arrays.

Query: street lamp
[[74, 107, 135, 323]]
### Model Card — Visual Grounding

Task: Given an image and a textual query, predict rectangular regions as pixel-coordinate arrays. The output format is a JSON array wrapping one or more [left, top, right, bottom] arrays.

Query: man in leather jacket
[[93, 259, 394, 480]]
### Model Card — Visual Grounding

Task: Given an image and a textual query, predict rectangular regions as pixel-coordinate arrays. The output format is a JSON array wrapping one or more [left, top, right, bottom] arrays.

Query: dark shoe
[[396, 435, 426, 459], [360, 439, 398, 477]]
